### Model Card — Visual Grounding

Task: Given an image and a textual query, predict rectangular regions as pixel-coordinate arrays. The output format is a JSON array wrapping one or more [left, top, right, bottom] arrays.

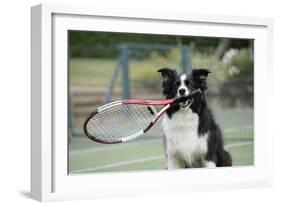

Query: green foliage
[[226, 49, 254, 80], [69, 31, 179, 58], [69, 31, 251, 58], [224, 49, 254, 80], [191, 52, 228, 82]]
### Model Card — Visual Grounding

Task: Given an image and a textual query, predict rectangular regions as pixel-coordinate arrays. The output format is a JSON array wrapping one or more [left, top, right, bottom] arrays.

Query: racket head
[[83, 100, 167, 144], [83, 109, 121, 144]]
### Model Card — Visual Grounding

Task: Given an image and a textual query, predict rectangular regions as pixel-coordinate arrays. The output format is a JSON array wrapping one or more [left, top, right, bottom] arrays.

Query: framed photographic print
[[31, 3, 274, 201]]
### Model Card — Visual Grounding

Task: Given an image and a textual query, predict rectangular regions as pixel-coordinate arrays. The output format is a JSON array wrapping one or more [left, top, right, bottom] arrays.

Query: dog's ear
[[158, 68, 177, 96], [192, 69, 211, 91]]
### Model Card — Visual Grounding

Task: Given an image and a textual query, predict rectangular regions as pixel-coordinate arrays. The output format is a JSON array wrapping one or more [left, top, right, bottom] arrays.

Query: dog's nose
[[179, 88, 186, 96]]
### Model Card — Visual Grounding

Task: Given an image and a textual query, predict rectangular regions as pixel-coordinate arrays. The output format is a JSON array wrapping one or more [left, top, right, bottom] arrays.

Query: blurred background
[[68, 31, 254, 174]]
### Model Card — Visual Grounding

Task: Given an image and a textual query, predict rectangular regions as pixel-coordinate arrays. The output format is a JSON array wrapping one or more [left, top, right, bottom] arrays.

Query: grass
[[69, 57, 180, 88], [69, 58, 116, 86], [69, 53, 227, 87]]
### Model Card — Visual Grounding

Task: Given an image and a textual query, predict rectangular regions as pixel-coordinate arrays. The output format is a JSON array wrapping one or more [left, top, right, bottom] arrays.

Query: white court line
[[70, 127, 253, 156], [71, 141, 253, 173], [225, 141, 253, 149], [224, 126, 253, 133], [72, 156, 164, 173], [69, 138, 162, 156], [224, 126, 252, 131]]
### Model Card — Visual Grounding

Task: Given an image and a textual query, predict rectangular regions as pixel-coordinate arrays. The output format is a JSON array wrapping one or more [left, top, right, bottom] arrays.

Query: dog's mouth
[[179, 99, 193, 108]]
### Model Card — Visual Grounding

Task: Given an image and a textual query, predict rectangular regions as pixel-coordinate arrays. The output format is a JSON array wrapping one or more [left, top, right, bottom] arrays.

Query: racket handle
[[173, 89, 202, 104]]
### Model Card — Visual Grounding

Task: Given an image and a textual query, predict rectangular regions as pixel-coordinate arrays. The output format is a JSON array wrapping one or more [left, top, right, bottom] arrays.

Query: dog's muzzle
[[179, 99, 193, 108]]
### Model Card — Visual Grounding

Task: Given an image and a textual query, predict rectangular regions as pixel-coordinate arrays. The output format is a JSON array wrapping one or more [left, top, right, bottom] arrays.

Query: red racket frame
[[83, 89, 202, 144]]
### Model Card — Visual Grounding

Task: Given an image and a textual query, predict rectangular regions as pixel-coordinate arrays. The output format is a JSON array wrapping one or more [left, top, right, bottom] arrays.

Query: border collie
[[158, 68, 232, 169]]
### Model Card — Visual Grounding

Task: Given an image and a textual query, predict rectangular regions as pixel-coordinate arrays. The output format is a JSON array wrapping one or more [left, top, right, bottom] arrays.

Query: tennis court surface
[[69, 108, 253, 174]]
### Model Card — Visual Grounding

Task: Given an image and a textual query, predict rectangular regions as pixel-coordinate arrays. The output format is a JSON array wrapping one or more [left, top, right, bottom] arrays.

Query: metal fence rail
[[104, 43, 191, 102]]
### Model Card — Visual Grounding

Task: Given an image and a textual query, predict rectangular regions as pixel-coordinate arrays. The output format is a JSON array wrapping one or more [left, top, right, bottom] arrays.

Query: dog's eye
[[174, 81, 180, 86], [185, 80, 192, 86]]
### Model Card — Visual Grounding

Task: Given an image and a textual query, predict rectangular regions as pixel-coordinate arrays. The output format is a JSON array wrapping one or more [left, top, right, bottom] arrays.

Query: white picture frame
[[31, 3, 274, 202]]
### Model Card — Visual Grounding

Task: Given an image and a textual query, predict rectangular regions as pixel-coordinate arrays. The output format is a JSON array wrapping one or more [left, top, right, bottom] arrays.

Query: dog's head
[[158, 68, 210, 108]]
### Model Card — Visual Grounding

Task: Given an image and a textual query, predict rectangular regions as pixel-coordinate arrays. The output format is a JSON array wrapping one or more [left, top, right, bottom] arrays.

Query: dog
[[158, 68, 232, 169]]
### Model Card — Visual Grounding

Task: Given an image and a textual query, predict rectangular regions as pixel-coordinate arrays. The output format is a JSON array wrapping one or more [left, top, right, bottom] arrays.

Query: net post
[[120, 44, 130, 99], [104, 57, 122, 103], [181, 46, 192, 73]]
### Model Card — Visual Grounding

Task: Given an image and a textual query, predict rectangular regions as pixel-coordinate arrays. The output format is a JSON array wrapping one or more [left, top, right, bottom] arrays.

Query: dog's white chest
[[161, 109, 208, 166]]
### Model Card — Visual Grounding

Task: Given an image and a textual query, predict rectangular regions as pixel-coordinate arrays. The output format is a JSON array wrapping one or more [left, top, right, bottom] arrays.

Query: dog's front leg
[[203, 160, 216, 168], [166, 155, 184, 169]]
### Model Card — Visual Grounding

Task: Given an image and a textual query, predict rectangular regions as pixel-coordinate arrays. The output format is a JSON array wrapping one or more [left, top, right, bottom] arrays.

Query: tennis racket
[[84, 89, 202, 144]]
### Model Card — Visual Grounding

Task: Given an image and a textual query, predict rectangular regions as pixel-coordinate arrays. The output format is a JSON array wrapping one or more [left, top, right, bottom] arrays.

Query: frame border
[[31, 3, 274, 201]]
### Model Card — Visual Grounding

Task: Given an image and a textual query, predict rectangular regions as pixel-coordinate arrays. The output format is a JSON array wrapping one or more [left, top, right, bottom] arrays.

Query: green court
[[69, 109, 253, 174]]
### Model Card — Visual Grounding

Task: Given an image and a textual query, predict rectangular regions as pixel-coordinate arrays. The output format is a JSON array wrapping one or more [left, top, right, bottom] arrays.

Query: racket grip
[[173, 89, 202, 104]]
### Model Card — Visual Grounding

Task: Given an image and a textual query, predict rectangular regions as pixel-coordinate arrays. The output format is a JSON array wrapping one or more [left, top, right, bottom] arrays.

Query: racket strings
[[86, 104, 164, 142]]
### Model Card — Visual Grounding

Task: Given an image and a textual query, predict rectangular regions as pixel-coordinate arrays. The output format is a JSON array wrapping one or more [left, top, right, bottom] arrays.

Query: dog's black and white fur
[[158, 68, 232, 169]]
